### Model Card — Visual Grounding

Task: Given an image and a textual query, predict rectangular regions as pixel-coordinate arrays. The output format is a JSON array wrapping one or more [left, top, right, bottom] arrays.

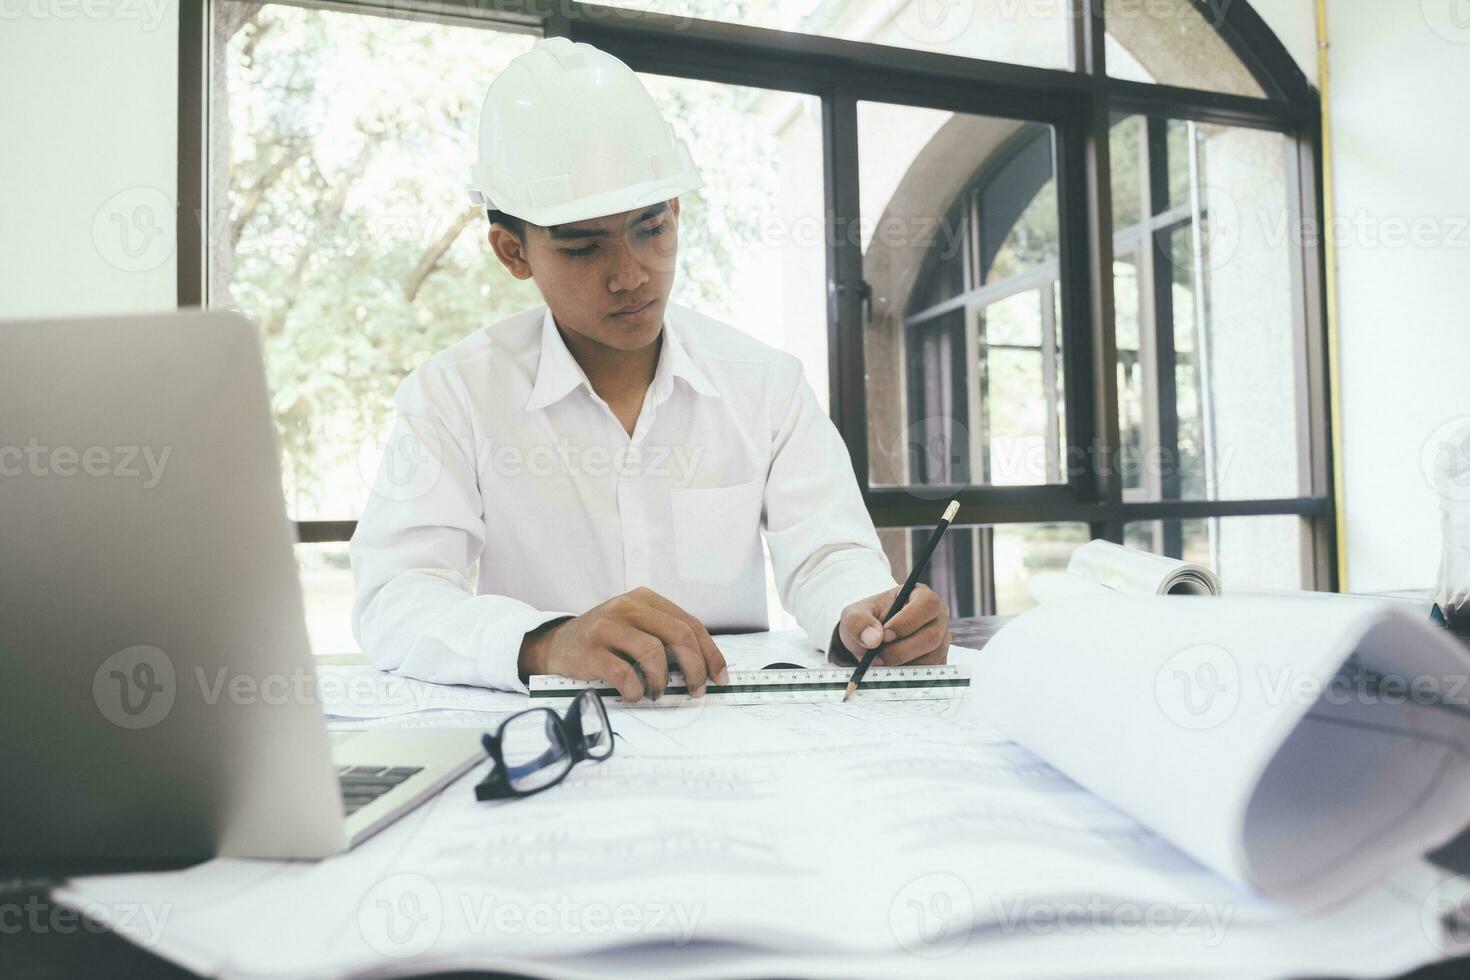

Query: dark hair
[[487, 209, 527, 240]]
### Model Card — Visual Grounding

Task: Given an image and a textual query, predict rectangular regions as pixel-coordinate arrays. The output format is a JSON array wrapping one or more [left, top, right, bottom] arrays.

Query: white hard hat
[[467, 37, 703, 227]]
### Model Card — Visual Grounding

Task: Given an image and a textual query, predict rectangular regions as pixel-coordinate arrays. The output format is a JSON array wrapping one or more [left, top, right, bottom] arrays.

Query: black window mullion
[[568, 1, 1089, 102], [1146, 117, 1182, 557], [825, 86, 866, 489], [541, 0, 569, 37], [1106, 78, 1310, 131], [1065, 0, 1120, 535], [863, 493, 1332, 530], [177, 0, 207, 308]]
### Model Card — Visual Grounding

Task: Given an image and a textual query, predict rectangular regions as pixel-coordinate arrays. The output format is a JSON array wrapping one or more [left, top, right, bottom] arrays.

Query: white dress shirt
[[349, 301, 898, 692]]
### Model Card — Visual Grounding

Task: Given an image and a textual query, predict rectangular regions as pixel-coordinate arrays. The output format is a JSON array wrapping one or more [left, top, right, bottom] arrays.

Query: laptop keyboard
[[336, 765, 424, 817]]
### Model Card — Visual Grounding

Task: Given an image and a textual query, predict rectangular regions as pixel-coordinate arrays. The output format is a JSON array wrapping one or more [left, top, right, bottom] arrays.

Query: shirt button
[[630, 548, 644, 562]]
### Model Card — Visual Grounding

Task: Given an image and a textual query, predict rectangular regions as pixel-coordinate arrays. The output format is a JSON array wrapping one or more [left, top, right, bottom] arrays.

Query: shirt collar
[[523, 304, 718, 413]]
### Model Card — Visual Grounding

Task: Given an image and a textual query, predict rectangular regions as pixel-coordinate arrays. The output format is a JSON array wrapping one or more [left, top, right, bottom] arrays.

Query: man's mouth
[[611, 298, 655, 318]]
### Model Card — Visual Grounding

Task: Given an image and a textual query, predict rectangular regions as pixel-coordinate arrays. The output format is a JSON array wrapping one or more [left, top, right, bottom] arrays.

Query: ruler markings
[[529, 666, 970, 703]]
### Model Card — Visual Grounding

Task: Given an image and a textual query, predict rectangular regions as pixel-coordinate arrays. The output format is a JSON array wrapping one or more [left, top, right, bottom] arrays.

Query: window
[[861, 108, 1067, 492], [883, 522, 1090, 617], [189, 0, 1330, 639], [296, 542, 356, 656], [1124, 515, 1310, 591], [213, 1, 539, 524], [1109, 114, 1306, 505], [210, 3, 540, 652], [636, 74, 828, 408], [1105, 0, 1268, 98], [593, 0, 1071, 70]]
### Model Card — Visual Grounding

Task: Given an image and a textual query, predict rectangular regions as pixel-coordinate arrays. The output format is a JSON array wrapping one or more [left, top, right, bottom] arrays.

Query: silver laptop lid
[[0, 311, 346, 860]]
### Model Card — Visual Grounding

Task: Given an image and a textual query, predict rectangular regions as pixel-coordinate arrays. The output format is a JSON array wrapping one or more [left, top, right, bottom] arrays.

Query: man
[[350, 37, 950, 701]]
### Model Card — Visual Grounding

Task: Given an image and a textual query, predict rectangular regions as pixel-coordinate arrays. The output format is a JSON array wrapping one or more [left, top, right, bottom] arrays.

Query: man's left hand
[[832, 583, 951, 666]]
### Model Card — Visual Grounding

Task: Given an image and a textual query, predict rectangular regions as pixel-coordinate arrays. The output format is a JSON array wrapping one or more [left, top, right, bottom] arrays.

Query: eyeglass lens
[[501, 709, 574, 793]]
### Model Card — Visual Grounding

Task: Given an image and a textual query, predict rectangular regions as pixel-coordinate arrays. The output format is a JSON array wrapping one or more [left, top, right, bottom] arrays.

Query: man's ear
[[488, 225, 534, 280]]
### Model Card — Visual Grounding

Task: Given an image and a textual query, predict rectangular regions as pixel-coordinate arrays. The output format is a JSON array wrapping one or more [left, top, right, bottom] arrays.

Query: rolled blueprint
[[977, 592, 1470, 910], [1029, 538, 1221, 604]]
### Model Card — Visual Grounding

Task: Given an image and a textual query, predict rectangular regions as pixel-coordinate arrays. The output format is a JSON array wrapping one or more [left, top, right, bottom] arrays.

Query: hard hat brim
[[483, 174, 704, 230]]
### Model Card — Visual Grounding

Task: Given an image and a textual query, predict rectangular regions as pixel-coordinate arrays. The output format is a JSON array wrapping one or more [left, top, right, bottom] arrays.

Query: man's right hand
[[516, 586, 730, 702]]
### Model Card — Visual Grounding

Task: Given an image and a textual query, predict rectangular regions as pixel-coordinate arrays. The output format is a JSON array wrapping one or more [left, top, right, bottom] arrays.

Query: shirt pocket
[[668, 476, 766, 586]]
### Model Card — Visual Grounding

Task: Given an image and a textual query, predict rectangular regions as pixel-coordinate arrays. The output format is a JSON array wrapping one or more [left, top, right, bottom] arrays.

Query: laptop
[[0, 311, 485, 861]]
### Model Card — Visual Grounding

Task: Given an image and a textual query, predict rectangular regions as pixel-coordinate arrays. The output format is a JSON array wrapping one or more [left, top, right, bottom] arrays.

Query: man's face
[[490, 199, 681, 353]]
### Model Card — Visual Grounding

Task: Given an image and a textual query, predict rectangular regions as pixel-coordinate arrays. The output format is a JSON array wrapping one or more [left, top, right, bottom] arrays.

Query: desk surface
[[5, 614, 1469, 980]]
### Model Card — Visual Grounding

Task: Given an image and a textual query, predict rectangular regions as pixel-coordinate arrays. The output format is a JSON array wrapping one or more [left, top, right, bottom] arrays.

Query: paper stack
[[54, 604, 1470, 977]]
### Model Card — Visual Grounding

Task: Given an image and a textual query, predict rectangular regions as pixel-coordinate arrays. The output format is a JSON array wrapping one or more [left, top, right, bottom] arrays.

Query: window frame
[[178, 0, 1333, 590]]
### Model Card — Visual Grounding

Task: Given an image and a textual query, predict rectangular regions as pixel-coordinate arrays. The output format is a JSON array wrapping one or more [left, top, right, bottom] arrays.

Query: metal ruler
[[528, 664, 970, 706]]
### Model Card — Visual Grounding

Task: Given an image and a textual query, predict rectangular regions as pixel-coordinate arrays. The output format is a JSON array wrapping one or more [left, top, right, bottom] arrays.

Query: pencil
[[842, 499, 960, 702]]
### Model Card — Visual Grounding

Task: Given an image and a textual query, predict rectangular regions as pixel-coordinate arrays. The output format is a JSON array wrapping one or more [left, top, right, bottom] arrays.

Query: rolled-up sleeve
[[349, 363, 571, 692], [762, 356, 898, 656]]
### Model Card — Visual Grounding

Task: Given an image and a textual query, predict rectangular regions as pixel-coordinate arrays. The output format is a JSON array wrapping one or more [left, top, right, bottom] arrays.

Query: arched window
[[883, 99, 1313, 613]]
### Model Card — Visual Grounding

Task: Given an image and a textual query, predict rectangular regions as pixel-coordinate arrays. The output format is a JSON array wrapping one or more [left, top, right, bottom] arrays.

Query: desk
[[5, 614, 1470, 980]]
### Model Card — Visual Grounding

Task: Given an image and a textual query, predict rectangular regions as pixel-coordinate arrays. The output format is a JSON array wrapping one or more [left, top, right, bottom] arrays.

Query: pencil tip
[[842, 682, 856, 702]]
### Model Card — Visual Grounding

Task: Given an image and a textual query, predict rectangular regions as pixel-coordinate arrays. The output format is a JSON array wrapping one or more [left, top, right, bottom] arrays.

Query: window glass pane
[[1166, 118, 1192, 210], [1125, 516, 1308, 591], [1114, 253, 1146, 495], [879, 523, 1089, 618], [594, 0, 1070, 70], [983, 288, 1041, 347], [991, 522, 1091, 614], [1114, 255, 1142, 351], [1104, 0, 1267, 98], [1110, 118, 1304, 502], [987, 346, 1052, 485], [860, 103, 1065, 491], [989, 181, 1060, 281], [1168, 227, 1208, 500], [637, 75, 828, 409], [213, 3, 538, 520], [1109, 115, 1146, 231], [297, 542, 359, 655]]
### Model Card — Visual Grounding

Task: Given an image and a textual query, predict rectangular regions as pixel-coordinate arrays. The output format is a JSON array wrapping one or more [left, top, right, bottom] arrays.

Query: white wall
[[1253, 0, 1470, 591], [1326, 0, 1470, 592], [0, 2, 179, 320]]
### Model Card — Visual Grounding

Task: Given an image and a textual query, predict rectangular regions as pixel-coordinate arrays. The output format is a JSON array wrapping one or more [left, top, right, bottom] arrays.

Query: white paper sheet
[[327, 708, 521, 732], [54, 718, 1466, 979], [53, 719, 1264, 975], [707, 628, 835, 670], [976, 593, 1470, 909], [315, 665, 528, 719], [52, 626, 1470, 978]]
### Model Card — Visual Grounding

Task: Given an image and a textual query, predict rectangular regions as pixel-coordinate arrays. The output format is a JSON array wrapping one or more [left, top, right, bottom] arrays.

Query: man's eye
[[638, 223, 666, 239], [562, 244, 598, 257]]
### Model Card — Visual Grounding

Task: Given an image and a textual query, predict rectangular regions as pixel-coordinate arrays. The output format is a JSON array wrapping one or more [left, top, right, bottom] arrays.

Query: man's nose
[[608, 242, 650, 293]]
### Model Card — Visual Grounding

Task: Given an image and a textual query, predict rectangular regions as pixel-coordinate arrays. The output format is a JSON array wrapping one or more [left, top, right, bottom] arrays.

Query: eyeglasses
[[474, 689, 614, 801]]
